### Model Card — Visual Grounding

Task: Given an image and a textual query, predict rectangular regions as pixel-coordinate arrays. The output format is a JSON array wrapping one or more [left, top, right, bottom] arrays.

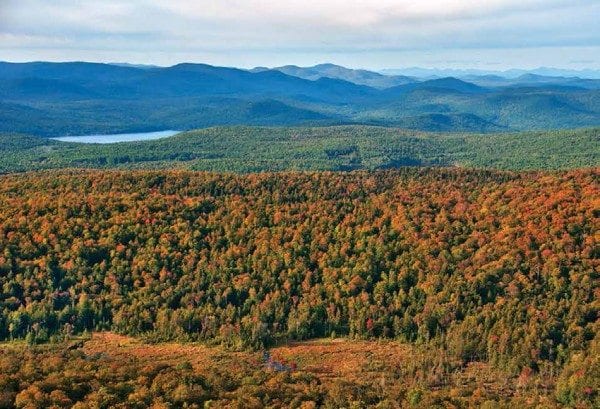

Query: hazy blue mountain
[[0, 61, 375, 102], [252, 63, 415, 88], [0, 77, 100, 100], [0, 61, 146, 82], [262, 63, 600, 91], [521, 67, 600, 79], [108, 62, 160, 70], [381, 67, 600, 79], [464, 73, 600, 90], [383, 77, 488, 95], [0, 61, 598, 136]]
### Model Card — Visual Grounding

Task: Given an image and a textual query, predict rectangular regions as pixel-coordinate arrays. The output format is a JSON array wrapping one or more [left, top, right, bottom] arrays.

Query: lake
[[52, 130, 180, 144]]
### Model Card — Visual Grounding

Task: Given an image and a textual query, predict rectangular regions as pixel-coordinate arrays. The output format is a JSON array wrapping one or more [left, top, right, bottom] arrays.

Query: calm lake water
[[52, 130, 180, 144]]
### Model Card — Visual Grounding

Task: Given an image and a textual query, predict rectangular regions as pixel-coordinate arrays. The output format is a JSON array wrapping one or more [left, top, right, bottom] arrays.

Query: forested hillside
[[1, 126, 598, 173], [1, 62, 599, 135], [0, 169, 597, 406]]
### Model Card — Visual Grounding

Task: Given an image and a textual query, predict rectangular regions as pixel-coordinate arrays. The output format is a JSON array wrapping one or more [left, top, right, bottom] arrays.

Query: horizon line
[[2, 59, 600, 74]]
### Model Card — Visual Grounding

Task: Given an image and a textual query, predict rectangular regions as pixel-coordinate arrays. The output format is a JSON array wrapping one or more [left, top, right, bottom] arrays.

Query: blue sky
[[1, 0, 599, 70]]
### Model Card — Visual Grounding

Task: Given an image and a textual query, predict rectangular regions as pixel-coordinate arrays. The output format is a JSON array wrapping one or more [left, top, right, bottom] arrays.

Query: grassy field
[[0, 332, 573, 408]]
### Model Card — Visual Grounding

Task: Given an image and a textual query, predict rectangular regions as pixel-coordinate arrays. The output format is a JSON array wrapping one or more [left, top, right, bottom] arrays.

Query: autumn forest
[[0, 168, 597, 408], [3, 0, 600, 406]]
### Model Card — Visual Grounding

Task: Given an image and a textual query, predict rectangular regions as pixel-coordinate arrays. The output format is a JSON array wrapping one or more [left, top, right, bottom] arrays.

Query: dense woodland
[[1, 126, 599, 173], [0, 168, 597, 407]]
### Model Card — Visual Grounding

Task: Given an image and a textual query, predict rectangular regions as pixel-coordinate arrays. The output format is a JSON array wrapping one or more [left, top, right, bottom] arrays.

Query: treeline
[[0, 169, 597, 384]]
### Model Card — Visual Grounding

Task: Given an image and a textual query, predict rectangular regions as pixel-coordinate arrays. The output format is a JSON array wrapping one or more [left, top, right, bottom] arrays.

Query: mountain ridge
[[251, 63, 415, 88], [1, 61, 598, 136]]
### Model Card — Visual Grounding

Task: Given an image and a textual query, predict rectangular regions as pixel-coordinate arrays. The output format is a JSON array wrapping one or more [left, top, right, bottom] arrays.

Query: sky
[[1, 0, 599, 70]]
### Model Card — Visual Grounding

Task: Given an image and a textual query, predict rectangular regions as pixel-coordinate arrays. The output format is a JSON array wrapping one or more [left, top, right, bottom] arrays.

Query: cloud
[[0, 0, 598, 68], [151, 0, 587, 26]]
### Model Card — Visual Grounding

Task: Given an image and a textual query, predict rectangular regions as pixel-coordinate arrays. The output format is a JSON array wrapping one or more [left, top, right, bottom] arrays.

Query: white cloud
[[150, 0, 579, 26], [0, 0, 598, 68]]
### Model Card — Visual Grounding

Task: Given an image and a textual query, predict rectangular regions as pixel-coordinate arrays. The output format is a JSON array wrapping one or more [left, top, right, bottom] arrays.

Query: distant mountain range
[[251, 64, 600, 90], [0, 61, 598, 136], [250, 63, 415, 89], [380, 67, 600, 79]]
